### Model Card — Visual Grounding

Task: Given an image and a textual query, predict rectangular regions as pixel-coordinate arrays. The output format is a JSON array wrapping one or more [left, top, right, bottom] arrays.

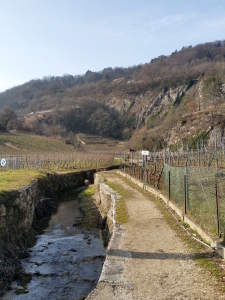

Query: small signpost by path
[[142, 151, 149, 190]]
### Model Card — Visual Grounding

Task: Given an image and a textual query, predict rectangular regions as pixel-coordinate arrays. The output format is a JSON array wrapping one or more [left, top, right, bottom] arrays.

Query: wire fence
[[2, 146, 225, 240], [0, 151, 115, 171], [119, 148, 225, 242]]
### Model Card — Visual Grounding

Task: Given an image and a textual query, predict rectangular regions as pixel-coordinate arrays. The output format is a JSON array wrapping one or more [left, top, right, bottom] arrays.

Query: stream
[[3, 189, 105, 300]]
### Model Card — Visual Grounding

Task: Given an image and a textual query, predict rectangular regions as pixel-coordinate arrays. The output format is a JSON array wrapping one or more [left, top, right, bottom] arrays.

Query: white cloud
[[86, 12, 191, 45]]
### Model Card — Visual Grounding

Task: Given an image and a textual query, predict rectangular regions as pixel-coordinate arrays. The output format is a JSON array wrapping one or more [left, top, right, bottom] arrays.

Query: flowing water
[[3, 189, 105, 300]]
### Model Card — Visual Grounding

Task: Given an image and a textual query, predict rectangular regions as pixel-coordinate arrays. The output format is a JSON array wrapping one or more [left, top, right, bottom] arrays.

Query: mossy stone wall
[[0, 170, 95, 250]]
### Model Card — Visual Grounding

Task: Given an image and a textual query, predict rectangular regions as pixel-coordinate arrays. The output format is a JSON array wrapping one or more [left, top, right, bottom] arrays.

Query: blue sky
[[0, 0, 225, 91]]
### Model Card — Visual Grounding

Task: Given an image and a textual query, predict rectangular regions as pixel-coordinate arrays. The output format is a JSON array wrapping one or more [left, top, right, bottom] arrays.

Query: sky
[[0, 0, 225, 92]]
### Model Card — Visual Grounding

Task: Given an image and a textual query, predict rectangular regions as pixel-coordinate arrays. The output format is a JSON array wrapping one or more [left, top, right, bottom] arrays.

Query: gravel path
[[86, 171, 225, 300]]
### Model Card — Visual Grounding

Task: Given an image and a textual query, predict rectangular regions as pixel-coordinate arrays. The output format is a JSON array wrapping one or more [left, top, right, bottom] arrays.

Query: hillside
[[0, 132, 75, 154], [1, 40, 225, 150]]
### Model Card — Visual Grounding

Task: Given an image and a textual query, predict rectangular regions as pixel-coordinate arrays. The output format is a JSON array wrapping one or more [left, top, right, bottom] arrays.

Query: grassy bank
[[0, 170, 45, 194], [78, 186, 101, 229], [104, 180, 129, 224]]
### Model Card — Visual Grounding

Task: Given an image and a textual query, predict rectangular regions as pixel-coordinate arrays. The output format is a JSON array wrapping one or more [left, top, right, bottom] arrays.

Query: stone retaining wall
[[88, 173, 125, 292], [0, 170, 95, 251], [94, 173, 119, 235]]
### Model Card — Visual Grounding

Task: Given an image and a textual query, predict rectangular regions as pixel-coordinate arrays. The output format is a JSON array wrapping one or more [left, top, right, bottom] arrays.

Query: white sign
[[141, 150, 149, 156], [1, 159, 6, 167]]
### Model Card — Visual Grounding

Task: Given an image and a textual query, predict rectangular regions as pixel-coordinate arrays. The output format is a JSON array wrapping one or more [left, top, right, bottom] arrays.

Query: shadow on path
[[107, 249, 203, 260]]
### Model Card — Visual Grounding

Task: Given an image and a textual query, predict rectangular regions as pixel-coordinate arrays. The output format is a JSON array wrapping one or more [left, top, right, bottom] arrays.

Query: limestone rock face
[[106, 84, 189, 130]]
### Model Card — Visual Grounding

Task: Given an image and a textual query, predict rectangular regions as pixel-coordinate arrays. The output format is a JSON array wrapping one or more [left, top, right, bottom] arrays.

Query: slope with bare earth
[[87, 170, 225, 300]]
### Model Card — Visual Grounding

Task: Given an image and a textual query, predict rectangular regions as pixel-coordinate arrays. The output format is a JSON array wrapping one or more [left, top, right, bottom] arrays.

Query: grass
[[103, 180, 129, 223], [113, 158, 121, 165], [79, 185, 97, 201], [78, 186, 101, 229], [0, 170, 45, 193], [0, 164, 122, 198]]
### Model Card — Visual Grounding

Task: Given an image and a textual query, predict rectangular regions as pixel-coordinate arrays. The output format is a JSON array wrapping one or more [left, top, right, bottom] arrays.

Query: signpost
[[1, 159, 6, 167], [142, 150, 149, 190], [141, 150, 149, 156]]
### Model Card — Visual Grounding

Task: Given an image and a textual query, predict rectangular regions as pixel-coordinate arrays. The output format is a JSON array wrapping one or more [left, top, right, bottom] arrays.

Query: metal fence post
[[169, 147, 171, 165], [143, 156, 147, 190], [131, 151, 133, 167], [215, 136, 218, 171], [184, 174, 187, 215], [215, 182, 221, 238], [222, 137, 225, 155], [163, 149, 166, 165], [120, 151, 122, 169], [197, 142, 200, 168], [186, 146, 190, 210], [168, 170, 171, 202]]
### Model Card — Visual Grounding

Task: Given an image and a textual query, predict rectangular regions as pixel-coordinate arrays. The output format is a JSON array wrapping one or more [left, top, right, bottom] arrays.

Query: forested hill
[[1, 40, 225, 149]]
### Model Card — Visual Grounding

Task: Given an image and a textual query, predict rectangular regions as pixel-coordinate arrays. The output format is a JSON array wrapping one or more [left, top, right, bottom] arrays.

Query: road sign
[[1, 159, 6, 167]]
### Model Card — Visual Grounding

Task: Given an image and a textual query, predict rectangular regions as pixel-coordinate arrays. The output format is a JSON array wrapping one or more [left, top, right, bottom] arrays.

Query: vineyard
[[0, 132, 75, 154], [120, 147, 225, 243], [0, 152, 115, 172], [0, 132, 116, 172], [76, 133, 125, 151]]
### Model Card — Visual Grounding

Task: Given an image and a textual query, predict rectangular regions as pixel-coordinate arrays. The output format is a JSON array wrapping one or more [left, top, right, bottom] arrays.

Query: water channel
[[3, 189, 105, 300]]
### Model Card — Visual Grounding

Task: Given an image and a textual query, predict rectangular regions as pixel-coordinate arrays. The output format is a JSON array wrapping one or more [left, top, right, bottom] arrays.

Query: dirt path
[[87, 170, 225, 300]]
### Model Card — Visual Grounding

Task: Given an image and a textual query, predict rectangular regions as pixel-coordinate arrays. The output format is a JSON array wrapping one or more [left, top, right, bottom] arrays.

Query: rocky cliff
[[118, 78, 225, 150]]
